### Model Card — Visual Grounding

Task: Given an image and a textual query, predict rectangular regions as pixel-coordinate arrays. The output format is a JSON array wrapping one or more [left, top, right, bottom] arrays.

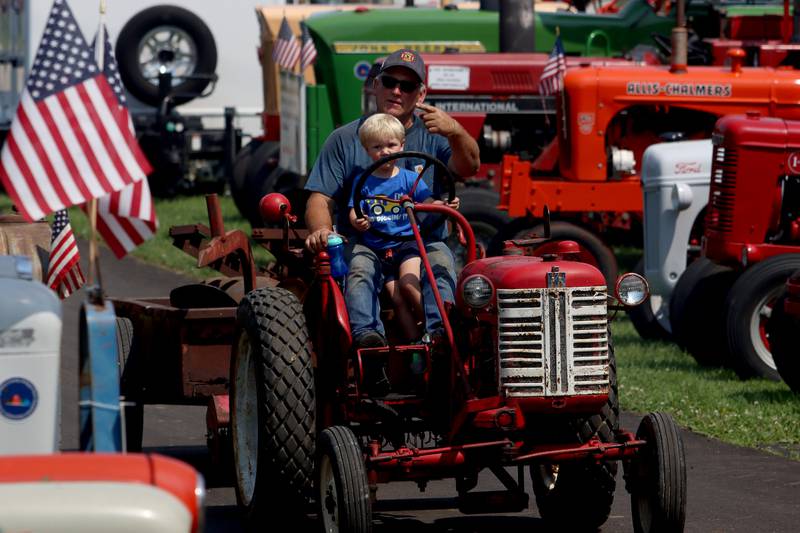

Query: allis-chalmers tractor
[[493, 50, 800, 283], [117, 152, 688, 532], [669, 113, 800, 380]]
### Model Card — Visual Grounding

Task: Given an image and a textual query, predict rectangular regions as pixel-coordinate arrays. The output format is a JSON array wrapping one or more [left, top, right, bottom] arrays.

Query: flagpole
[[87, 0, 108, 294]]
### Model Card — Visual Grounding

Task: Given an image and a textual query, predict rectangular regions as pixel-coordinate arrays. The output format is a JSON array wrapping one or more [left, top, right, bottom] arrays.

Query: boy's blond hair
[[359, 113, 405, 147]]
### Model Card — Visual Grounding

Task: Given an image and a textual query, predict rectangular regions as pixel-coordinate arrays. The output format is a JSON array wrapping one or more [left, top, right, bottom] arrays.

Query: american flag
[[538, 36, 567, 95], [47, 209, 85, 299], [0, 0, 151, 223], [272, 16, 300, 70], [87, 22, 158, 258], [300, 21, 318, 71]]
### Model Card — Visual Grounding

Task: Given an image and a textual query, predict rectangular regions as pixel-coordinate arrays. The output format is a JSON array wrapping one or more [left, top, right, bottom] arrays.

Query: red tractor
[[669, 113, 800, 380], [768, 269, 800, 391], [220, 153, 687, 532]]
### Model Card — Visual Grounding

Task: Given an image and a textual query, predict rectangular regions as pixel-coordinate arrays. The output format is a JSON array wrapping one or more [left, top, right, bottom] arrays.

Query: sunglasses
[[379, 75, 420, 94]]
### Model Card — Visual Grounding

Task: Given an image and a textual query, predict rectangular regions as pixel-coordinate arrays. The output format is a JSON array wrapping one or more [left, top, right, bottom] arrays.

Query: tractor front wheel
[[628, 412, 687, 533], [230, 287, 316, 527], [317, 426, 372, 533], [530, 334, 619, 530]]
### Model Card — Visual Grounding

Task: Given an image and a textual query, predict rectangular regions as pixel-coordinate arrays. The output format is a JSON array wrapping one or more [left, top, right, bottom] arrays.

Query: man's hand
[[353, 217, 370, 232], [432, 197, 460, 210], [305, 228, 334, 254], [416, 102, 460, 137]]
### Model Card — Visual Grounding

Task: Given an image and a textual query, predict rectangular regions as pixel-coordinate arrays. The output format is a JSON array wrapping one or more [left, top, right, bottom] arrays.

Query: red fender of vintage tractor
[[194, 195, 257, 294]]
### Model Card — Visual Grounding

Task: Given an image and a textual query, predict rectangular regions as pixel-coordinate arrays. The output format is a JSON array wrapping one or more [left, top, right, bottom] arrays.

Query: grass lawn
[[0, 193, 271, 278], [613, 318, 800, 460], [3, 192, 798, 459]]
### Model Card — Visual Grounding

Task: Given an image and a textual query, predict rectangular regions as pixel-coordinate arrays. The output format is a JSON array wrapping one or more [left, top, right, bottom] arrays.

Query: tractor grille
[[496, 287, 609, 398], [707, 145, 737, 234], [491, 70, 536, 92]]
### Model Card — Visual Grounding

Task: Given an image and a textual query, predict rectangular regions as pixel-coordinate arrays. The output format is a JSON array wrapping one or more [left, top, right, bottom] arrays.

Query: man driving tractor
[[303, 48, 479, 348]]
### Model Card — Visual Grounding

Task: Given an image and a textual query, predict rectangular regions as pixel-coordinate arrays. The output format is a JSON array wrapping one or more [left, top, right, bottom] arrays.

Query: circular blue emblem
[[354, 61, 372, 81], [0, 377, 38, 420]]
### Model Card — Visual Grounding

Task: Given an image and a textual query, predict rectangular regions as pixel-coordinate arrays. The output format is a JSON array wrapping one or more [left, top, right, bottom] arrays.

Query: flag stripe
[[15, 105, 72, 208], [54, 91, 114, 194], [3, 134, 49, 220], [65, 85, 125, 190], [0, 143, 45, 221], [44, 96, 107, 198], [88, 77, 152, 178], [75, 82, 131, 189], [95, 214, 129, 258], [21, 95, 85, 204]]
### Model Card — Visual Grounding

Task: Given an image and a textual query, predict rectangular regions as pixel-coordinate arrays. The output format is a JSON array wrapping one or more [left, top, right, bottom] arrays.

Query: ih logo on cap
[[400, 51, 415, 62]]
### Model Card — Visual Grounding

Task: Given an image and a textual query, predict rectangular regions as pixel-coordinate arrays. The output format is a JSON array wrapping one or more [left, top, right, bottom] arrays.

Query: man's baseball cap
[[379, 49, 426, 84]]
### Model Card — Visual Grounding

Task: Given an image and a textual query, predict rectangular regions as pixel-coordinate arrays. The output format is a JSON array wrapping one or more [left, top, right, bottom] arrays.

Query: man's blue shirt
[[305, 114, 452, 240]]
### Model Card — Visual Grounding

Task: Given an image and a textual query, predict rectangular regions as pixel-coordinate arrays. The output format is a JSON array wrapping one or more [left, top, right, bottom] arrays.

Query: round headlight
[[616, 272, 649, 307], [463, 275, 493, 308]]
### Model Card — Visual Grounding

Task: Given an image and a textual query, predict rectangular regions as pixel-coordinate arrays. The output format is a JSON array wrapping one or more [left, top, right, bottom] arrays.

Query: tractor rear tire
[[724, 255, 800, 380], [628, 412, 687, 533], [531, 333, 618, 530], [230, 139, 279, 227], [514, 221, 618, 288], [116, 317, 143, 452], [317, 426, 372, 533], [230, 287, 316, 528], [669, 258, 736, 367], [768, 293, 800, 392], [627, 258, 672, 341]]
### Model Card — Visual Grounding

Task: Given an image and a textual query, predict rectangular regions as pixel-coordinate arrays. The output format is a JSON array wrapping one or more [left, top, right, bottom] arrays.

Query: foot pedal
[[457, 490, 529, 514]]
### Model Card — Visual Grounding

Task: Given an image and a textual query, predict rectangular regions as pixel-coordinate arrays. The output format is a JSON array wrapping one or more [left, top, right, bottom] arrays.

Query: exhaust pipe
[[793, 0, 800, 43], [670, 0, 687, 73], [499, 0, 535, 53]]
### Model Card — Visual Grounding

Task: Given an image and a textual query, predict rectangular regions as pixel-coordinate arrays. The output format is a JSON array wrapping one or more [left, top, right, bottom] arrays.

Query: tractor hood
[[457, 255, 606, 309]]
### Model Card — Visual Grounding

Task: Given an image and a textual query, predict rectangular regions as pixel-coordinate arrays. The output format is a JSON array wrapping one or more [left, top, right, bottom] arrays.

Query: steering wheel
[[352, 151, 456, 242], [651, 32, 712, 65]]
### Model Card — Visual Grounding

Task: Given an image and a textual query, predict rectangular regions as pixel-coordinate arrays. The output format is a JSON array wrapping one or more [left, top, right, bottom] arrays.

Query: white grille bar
[[497, 286, 609, 398]]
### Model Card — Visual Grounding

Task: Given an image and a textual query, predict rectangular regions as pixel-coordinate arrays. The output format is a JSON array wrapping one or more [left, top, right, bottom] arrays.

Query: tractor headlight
[[615, 272, 649, 307], [463, 275, 493, 308]]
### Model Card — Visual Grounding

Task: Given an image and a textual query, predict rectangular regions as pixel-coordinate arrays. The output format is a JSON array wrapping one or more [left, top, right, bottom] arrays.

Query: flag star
[[60, 77, 68, 84]]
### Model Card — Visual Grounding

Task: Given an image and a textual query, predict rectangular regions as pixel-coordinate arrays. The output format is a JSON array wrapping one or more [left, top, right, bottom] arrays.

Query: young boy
[[349, 113, 458, 342]]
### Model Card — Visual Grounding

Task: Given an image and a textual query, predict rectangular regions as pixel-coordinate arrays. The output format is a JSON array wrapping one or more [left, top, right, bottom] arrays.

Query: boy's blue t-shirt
[[304, 114, 452, 240], [348, 167, 432, 250]]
